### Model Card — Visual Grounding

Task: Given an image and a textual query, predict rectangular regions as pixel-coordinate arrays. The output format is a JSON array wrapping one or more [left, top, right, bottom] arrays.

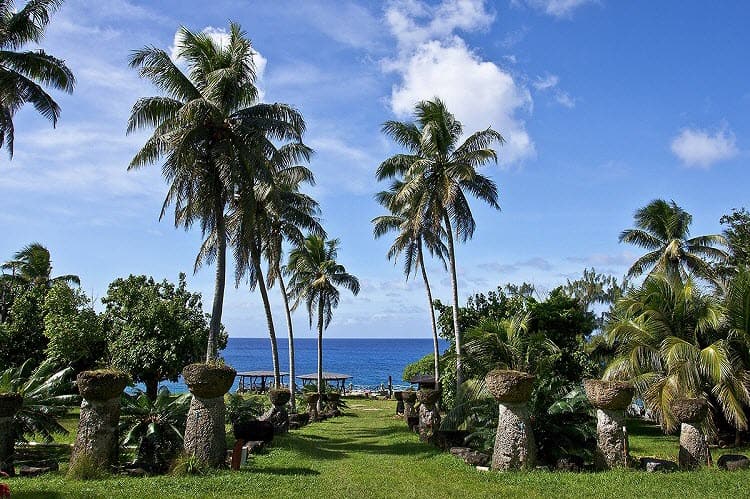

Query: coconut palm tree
[[128, 23, 305, 361], [1, 242, 79, 287], [230, 143, 317, 389], [372, 182, 447, 385], [287, 235, 359, 408], [619, 199, 728, 284], [604, 273, 748, 432], [263, 158, 324, 410], [0, 0, 75, 157], [377, 97, 504, 390]]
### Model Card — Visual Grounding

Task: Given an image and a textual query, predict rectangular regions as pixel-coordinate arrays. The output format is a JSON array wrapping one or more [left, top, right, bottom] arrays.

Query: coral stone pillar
[[672, 398, 709, 470], [305, 393, 320, 421], [485, 370, 536, 471], [417, 389, 441, 444], [583, 379, 634, 470], [0, 393, 23, 476], [326, 392, 341, 417], [70, 370, 129, 470], [182, 363, 236, 467], [262, 389, 291, 434], [394, 391, 405, 415], [402, 390, 418, 429]]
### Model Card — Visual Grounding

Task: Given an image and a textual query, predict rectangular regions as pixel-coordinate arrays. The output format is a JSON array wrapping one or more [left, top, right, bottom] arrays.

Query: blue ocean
[[162, 337, 448, 393]]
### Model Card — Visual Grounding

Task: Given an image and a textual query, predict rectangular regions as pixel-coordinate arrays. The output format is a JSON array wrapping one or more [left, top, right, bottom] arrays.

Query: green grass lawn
[[6, 399, 750, 498]]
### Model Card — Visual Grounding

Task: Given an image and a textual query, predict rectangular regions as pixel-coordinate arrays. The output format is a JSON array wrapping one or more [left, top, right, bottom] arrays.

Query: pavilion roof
[[297, 372, 352, 380], [236, 371, 288, 377]]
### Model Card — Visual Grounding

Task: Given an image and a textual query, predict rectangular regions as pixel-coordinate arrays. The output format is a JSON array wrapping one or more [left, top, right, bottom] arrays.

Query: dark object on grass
[[717, 454, 749, 470], [556, 455, 584, 472], [640, 457, 678, 472], [407, 416, 419, 431], [449, 447, 490, 467], [725, 459, 750, 471], [435, 430, 471, 450], [232, 419, 274, 444]]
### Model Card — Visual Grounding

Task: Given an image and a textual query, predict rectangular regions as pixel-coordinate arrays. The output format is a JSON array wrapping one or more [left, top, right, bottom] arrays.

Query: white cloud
[[670, 126, 739, 168], [532, 74, 559, 91], [532, 73, 575, 108], [518, 0, 597, 18], [554, 91, 575, 108], [384, 0, 535, 165]]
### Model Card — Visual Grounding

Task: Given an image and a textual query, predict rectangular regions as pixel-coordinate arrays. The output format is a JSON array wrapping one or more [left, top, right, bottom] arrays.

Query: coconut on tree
[[377, 97, 504, 390]]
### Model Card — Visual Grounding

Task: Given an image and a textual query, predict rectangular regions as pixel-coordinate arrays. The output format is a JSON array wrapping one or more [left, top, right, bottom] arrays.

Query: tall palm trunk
[[277, 263, 296, 411], [206, 200, 227, 362], [317, 298, 324, 412], [417, 244, 440, 386], [251, 240, 281, 387], [443, 213, 462, 389]]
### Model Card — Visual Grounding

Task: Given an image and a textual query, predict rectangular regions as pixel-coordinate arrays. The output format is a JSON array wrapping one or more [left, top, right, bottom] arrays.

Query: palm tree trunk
[[443, 213, 463, 389], [206, 201, 227, 363], [317, 298, 324, 413], [277, 263, 296, 412], [417, 244, 440, 386], [251, 242, 281, 388]]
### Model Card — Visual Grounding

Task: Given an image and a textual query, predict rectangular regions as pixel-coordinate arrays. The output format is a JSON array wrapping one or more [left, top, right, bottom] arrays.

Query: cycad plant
[[287, 236, 359, 408], [619, 199, 728, 284], [604, 272, 748, 431], [0, 359, 77, 442], [0, 0, 75, 157], [377, 98, 503, 390], [120, 388, 191, 473]]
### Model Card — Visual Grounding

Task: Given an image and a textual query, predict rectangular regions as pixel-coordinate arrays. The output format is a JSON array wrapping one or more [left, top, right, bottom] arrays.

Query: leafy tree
[[377, 98, 504, 390], [128, 23, 300, 361], [604, 273, 747, 431], [0, 0, 75, 157], [287, 235, 359, 407], [0, 284, 46, 367], [619, 199, 727, 283], [102, 274, 226, 401], [43, 282, 104, 372], [373, 180, 448, 384]]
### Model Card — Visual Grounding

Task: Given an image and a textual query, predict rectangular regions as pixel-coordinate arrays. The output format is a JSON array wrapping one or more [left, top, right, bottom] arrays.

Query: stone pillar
[[326, 392, 341, 417], [672, 398, 709, 470], [583, 379, 634, 470], [0, 393, 23, 476], [417, 389, 441, 444], [261, 389, 290, 434], [305, 393, 320, 421], [485, 370, 536, 471], [70, 370, 129, 470], [394, 391, 404, 415], [182, 363, 236, 467], [402, 391, 418, 430]]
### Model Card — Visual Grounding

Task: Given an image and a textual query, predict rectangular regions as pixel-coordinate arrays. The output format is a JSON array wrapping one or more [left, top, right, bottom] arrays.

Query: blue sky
[[1, 0, 748, 339]]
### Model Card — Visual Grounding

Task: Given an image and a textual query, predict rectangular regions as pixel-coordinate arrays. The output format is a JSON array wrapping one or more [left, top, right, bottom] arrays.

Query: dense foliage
[[103, 274, 226, 400]]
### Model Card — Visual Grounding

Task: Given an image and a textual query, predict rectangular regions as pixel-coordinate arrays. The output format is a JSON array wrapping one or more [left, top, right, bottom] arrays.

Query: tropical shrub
[[225, 393, 267, 426], [120, 388, 190, 473], [0, 360, 76, 442]]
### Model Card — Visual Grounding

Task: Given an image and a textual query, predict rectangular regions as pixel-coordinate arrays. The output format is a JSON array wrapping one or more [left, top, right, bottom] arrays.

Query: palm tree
[[620, 199, 728, 283], [0, 0, 75, 157], [230, 143, 317, 389], [287, 235, 359, 408], [263, 157, 324, 410], [377, 97, 504, 390], [372, 181, 447, 385], [604, 273, 748, 432], [1, 242, 79, 287], [128, 23, 305, 361]]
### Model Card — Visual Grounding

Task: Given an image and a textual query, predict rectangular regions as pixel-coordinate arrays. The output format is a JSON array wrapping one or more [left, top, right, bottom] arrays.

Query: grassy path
[[6, 399, 750, 498]]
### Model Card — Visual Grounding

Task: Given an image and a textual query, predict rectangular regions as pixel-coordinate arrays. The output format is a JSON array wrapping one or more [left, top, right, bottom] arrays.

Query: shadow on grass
[[11, 493, 65, 499], [627, 418, 671, 437], [245, 466, 320, 476]]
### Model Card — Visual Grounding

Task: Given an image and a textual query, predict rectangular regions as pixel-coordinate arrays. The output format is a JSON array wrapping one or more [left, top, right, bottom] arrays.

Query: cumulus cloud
[[517, 0, 596, 18], [384, 0, 535, 165], [532, 73, 575, 108], [670, 126, 739, 168]]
